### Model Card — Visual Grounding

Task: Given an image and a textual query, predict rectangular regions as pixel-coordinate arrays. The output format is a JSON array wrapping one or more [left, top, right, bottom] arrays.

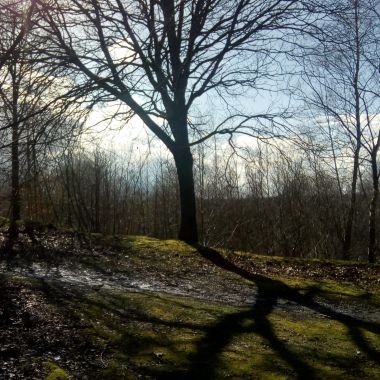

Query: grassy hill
[[0, 231, 379, 379]]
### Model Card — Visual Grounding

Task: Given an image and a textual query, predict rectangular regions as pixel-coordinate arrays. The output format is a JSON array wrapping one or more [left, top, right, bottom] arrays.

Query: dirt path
[[1, 250, 378, 325], [1, 229, 379, 328]]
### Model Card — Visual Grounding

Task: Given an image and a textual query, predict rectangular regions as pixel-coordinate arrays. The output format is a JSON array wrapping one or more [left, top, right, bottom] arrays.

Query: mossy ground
[[1, 233, 380, 378], [88, 234, 380, 307], [55, 285, 380, 379], [43, 362, 69, 380]]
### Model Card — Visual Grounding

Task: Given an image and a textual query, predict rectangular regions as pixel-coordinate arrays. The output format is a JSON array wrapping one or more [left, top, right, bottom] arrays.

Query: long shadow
[[183, 245, 380, 379], [38, 278, 207, 333], [35, 278, 214, 379], [9, 242, 379, 379]]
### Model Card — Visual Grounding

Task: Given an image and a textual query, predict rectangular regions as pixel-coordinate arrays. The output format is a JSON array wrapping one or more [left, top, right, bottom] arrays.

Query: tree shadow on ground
[[0, 274, 101, 379], [9, 242, 380, 379], [40, 244, 379, 379], [174, 245, 380, 380]]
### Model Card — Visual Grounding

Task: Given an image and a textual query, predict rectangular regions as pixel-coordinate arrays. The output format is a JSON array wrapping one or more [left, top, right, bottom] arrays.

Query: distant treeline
[[0, 141, 374, 262]]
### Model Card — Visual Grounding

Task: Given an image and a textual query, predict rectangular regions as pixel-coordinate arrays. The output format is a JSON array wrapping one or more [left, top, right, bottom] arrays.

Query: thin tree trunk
[[368, 152, 379, 263], [94, 154, 100, 233], [342, 150, 360, 260], [198, 146, 205, 244], [342, 0, 361, 261], [9, 126, 21, 242], [8, 66, 21, 248]]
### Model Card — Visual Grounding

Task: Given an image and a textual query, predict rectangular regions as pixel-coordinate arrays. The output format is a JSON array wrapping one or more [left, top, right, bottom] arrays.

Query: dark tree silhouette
[[0, 0, 36, 72], [298, 0, 380, 261], [0, 0, 88, 251], [36, 0, 312, 243]]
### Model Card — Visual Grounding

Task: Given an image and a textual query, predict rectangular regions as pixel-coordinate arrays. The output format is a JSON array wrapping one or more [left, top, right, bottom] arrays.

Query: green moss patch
[[55, 286, 380, 379], [43, 362, 69, 380]]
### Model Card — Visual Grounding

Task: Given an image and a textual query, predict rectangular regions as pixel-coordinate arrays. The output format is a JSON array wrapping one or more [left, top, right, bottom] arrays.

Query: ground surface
[[0, 229, 379, 379]]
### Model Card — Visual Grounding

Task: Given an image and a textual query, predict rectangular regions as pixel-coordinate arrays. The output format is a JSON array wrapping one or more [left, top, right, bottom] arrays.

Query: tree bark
[[342, 0, 361, 261], [8, 64, 21, 247], [341, 150, 359, 261], [8, 107, 21, 246], [368, 152, 379, 264], [173, 146, 198, 243]]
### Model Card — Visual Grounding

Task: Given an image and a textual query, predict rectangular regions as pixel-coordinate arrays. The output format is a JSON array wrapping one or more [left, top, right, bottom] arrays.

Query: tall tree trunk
[[94, 155, 100, 233], [8, 105, 21, 246], [173, 146, 198, 243], [342, 150, 359, 260], [342, 0, 361, 261], [7, 63, 21, 249], [368, 152, 379, 264]]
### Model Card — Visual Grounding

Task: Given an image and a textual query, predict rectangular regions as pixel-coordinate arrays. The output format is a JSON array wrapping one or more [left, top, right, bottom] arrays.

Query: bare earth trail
[[1, 233, 378, 324]]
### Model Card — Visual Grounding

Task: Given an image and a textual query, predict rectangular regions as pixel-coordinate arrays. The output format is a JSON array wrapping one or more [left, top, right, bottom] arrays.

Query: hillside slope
[[0, 231, 379, 379]]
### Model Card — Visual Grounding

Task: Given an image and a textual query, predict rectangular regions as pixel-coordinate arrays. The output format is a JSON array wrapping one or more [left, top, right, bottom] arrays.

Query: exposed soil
[[2, 230, 379, 319]]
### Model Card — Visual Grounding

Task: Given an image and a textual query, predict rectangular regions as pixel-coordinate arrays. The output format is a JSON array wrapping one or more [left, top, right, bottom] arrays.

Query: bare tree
[[298, 0, 380, 259], [360, 106, 380, 263], [363, 0, 380, 264], [36, 0, 313, 243], [366, 129, 380, 263], [0, 1, 87, 250], [0, 0, 36, 72]]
